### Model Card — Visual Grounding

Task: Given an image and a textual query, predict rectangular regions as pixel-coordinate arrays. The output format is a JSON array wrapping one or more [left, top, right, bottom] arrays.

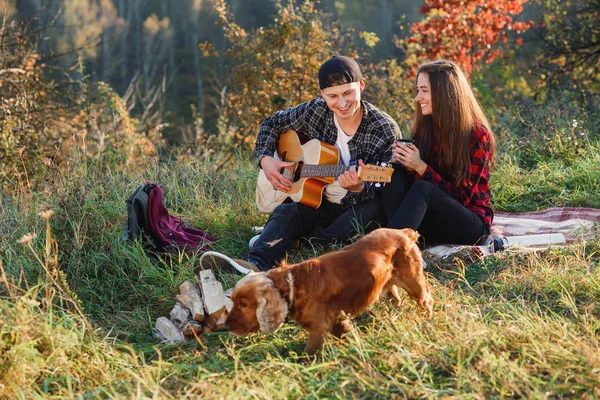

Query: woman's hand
[[392, 142, 428, 175], [260, 156, 294, 192]]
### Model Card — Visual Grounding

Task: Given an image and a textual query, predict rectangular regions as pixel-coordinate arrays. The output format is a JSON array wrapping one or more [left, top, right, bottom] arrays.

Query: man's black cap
[[318, 56, 363, 89]]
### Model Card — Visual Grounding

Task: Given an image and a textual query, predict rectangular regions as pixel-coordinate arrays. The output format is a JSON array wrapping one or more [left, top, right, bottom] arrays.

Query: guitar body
[[256, 130, 339, 214]]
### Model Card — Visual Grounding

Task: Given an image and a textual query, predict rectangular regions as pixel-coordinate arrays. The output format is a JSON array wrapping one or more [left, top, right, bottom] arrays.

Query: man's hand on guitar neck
[[338, 159, 366, 193], [260, 156, 294, 193]]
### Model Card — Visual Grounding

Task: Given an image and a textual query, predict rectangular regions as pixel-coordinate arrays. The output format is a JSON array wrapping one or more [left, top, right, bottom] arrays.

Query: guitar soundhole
[[279, 161, 303, 183]]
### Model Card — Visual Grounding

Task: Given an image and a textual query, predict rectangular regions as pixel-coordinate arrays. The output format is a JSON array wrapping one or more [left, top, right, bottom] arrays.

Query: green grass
[[492, 153, 600, 212], [1, 97, 600, 398]]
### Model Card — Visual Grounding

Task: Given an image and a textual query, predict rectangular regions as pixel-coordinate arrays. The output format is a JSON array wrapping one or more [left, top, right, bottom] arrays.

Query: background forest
[[1, 0, 600, 398], [1, 0, 599, 183]]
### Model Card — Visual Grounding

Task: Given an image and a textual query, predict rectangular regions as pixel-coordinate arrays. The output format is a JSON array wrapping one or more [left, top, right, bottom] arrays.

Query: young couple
[[200, 56, 496, 275]]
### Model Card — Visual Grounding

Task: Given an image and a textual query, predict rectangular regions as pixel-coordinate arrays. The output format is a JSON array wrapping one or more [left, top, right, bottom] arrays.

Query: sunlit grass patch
[[1, 99, 599, 397]]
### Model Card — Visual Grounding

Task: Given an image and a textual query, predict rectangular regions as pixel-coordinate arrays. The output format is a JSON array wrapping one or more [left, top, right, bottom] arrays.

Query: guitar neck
[[299, 164, 353, 178]]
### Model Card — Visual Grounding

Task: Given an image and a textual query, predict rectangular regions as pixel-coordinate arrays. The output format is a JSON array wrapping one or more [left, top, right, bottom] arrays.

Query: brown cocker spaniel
[[224, 228, 434, 355]]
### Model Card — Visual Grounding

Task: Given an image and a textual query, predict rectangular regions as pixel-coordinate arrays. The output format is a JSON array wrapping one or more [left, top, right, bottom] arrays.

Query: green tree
[[535, 0, 599, 89], [203, 0, 355, 165], [328, 0, 422, 59]]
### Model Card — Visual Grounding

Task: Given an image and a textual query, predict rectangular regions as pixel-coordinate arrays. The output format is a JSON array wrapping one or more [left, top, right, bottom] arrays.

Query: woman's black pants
[[381, 164, 489, 247]]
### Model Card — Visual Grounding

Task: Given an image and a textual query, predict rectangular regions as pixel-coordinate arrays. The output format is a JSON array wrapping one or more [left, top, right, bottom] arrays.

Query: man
[[200, 55, 401, 274]]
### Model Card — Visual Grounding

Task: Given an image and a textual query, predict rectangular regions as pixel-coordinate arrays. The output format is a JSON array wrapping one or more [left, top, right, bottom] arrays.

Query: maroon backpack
[[126, 182, 214, 254]]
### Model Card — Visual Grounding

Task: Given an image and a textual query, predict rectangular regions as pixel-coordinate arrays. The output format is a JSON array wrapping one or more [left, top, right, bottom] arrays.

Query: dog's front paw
[[420, 291, 434, 319], [387, 285, 403, 307]]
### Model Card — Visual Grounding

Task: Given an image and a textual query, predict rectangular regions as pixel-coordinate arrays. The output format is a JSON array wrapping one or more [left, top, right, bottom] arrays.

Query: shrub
[[0, 20, 159, 194]]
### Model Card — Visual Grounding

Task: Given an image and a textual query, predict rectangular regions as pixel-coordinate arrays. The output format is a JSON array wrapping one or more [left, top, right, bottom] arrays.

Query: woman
[[382, 60, 496, 246]]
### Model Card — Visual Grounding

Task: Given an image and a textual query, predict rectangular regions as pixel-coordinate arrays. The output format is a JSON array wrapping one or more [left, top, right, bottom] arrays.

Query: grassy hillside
[[1, 96, 599, 398]]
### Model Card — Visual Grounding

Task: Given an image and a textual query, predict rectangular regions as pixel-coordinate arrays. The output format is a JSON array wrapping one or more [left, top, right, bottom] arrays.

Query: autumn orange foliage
[[404, 0, 534, 74]]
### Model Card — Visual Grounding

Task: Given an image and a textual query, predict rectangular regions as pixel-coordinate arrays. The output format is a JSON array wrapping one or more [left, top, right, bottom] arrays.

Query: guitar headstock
[[358, 164, 393, 183]]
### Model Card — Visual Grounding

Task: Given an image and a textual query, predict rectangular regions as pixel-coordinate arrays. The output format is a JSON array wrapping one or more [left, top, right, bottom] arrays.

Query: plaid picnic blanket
[[425, 207, 600, 259], [492, 207, 600, 241]]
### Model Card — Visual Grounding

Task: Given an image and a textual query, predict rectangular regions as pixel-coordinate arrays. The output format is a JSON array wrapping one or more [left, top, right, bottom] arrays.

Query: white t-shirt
[[324, 116, 351, 204]]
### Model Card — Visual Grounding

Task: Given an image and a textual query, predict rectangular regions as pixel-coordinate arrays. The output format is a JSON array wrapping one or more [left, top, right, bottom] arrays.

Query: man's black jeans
[[247, 195, 386, 270]]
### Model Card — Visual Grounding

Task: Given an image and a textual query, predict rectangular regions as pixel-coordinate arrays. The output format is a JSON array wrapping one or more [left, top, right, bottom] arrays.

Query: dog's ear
[[256, 283, 288, 334]]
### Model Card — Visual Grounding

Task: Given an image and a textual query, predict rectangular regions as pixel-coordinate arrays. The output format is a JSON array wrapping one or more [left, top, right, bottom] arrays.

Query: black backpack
[[126, 183, 153, 240]]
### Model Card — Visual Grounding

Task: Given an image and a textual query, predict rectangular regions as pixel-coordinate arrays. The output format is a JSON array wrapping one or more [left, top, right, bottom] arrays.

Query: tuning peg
[[380, 162, 387, 167], [375, 183, 381, 188]]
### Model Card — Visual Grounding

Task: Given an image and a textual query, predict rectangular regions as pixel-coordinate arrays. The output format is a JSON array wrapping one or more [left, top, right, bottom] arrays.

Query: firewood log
[[154, 317, 183, 344], [176, 281, 205, 322], [198, 269, 233, 329]]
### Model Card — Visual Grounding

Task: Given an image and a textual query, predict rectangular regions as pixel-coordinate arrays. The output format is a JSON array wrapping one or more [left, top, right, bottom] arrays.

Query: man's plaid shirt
[[255, 97, 401, 208], [412, 125, 494, 230]]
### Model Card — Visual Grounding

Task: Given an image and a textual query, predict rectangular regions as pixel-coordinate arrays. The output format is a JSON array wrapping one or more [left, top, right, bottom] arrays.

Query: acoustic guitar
[[256, 130, 393, 214]]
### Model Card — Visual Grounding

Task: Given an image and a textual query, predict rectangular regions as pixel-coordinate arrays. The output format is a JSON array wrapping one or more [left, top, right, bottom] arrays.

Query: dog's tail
[[403, 228, 421, 248], [391, 228, 421, 260], [394, 228, 422, 266]]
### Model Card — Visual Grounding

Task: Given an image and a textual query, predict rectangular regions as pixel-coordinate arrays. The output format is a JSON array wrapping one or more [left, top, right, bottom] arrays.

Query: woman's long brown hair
[[411, 60, 496, 185]]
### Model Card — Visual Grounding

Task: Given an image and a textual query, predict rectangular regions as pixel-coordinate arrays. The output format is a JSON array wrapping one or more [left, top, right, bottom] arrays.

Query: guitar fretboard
[[297, 164, 352, 179], [279, 162, 390, 183]]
